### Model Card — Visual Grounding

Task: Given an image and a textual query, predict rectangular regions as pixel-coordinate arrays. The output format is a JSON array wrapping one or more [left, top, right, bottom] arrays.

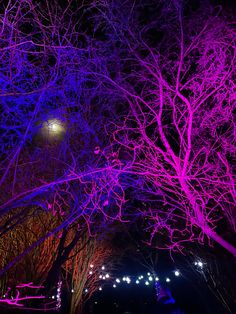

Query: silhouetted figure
[[150, 286, 184, 314]]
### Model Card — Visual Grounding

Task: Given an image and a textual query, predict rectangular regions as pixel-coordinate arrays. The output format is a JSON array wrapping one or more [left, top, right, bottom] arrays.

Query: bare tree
[[0, 0, 126, 276], [90, 0, 236, 256], [63, 232, 116, 314]]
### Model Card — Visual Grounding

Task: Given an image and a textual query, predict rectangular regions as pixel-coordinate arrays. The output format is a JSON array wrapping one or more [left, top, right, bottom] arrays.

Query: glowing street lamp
[[42, 119, 65, 139]]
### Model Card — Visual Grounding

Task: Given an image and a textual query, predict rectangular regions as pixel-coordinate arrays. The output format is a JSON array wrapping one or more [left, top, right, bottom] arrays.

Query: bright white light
[[85, 289, 88, 293], [145, 281, 149, 286], [99, 287, 102, 291], [99, 275, 102, 279], [49, 123, 58, 132], [52, 296, 55, 299], [136, 280, 140, 284], [101, 266, 105, 270], [194, 262, 198, 266], [105, 273, 109, 278], [174, 271, 180, 277], [198, 261, 203, 268], [116, 279, 120, 283], [45, 119, 64, 134], [148, 276, 153, 281], [89, 271, 93, 275], [155, 277, 159, 281], [147, 272, 151, 276], [102, 276, 106, 280], [113, 284, 117, 288], [122, 276, 131, 283], [71, 289, 74, 293], [166, 278, 171, 283], [90, 264, 94, 268], [140, 275, 144, 279]]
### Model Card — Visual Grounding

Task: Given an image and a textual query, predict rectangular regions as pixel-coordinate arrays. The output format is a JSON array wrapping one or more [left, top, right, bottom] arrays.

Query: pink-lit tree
[[90, 0, 236, 256]]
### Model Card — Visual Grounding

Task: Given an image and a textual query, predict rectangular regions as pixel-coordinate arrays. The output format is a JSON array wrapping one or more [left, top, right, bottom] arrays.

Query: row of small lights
[[51, 260, 204, 298], [111, 270, 180, 288], [194, 261, 204, 268], [83, 264, 181, 292], [56, 280, 62, 309]]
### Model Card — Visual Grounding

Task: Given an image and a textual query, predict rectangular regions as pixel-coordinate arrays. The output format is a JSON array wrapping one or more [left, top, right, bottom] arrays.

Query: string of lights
[[0, 259, 205, 310], [56, 280, 62, 310], [67, 260, 204, 296]]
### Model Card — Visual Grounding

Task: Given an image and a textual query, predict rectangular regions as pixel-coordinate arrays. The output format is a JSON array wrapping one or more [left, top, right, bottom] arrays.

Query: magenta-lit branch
[[0, 283, 45, 308], [90, 1, 236, 256]]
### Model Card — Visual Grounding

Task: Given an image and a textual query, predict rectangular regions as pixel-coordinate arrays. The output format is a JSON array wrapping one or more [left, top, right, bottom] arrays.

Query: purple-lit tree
[[90, 0, 236, 256], [0, 0, 235, 293], [0, 0, 126, 277]]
